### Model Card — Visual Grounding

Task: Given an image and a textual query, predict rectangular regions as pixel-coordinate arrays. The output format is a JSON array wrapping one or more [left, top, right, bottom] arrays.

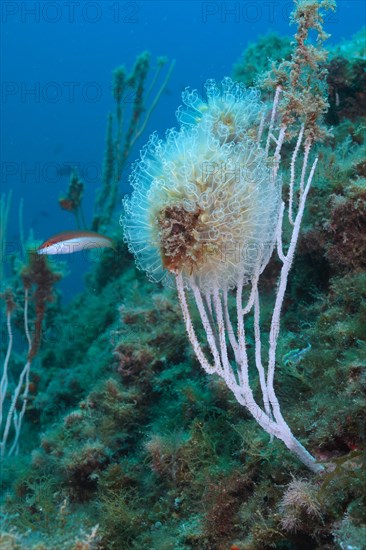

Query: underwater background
[[1, 0, 366, 548]]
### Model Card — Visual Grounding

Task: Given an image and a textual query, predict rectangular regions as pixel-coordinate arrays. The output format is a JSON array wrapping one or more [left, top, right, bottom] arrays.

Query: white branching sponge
[[123, 78, 281, 293]]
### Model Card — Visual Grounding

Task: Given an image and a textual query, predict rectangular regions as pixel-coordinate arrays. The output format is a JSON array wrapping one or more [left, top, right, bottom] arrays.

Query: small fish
[[37, 230, 114, 255], [282, 343, 312, 367]]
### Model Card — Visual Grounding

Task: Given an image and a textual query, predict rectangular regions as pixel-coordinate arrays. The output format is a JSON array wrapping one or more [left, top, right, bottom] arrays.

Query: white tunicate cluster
[[122, 78, 281, 293]]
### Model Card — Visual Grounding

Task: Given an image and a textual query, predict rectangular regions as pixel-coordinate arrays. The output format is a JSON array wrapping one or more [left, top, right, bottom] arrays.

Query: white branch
[[253, 288, 271, 418], [176, 273, 217, 375], [222, 287, 239, 362], [212, 288, 235, 386], [289, 124, 305, 224], [0, 309, 12, 432], [1, 288, 33, 457], [190, 278, 224, 375], [265, 86, 282, 157], [300, 137, 312, 195]]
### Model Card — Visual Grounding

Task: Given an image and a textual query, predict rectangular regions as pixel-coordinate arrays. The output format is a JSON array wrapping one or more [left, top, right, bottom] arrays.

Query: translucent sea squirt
[[122, 78, 281, 293]]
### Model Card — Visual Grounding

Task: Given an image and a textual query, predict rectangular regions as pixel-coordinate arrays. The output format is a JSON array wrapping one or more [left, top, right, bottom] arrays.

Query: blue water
[[1, 0, 364, 299]]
